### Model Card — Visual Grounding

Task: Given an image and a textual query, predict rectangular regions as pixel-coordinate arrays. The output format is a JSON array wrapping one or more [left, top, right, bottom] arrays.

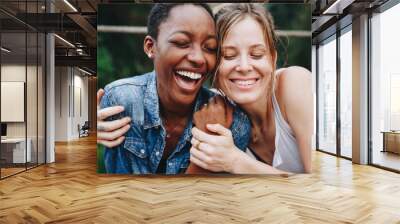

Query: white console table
[[1, 138, 32, 163]]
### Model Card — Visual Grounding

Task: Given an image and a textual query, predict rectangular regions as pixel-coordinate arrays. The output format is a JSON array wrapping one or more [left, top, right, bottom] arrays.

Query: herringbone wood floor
[[0, 135, 399, 224]]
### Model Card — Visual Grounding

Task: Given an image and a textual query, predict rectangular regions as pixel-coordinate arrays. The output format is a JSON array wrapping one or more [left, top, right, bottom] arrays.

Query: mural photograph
[[97, 3, 312, 175]]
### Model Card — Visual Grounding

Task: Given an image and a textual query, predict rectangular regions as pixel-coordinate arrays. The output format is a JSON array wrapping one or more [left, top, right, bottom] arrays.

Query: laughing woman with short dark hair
[[97, 3, 251, 174]]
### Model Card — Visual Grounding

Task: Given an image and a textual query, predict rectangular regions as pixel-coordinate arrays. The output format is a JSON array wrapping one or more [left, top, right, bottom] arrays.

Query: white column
[[46, 1, 55, 163], [312, 45, 317, 151], [352, 14, 369, 164]]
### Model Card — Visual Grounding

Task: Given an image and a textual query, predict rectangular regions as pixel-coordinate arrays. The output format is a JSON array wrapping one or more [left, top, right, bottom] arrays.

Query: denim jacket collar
[[143, 71, 161, 129], [143, 71, 210, 132]]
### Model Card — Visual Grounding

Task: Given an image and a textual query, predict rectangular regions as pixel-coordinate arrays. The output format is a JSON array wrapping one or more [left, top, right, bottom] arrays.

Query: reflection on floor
[[373, 150, 400, 171], [0, 167, 25, 178], [0, 163, 43, 178]]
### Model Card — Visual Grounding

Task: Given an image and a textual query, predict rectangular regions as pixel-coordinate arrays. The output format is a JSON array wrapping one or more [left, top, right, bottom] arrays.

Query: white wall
[[1, 65, 41, 138], [1, 63, 46, 164], [1, 65, 26, 139], [72, 72, 89, 138], [54, 66, 89, 141], [55, 67, 68, 141]]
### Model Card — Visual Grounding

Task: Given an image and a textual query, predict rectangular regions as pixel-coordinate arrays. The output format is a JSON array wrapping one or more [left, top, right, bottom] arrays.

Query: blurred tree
[[267, 4, 311, 70], [98, 4, 153, 89]]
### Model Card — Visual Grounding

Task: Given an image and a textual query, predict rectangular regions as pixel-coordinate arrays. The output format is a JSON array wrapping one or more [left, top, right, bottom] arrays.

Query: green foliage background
[[98, 3, 311, 89], [97, 3, 311, 173]]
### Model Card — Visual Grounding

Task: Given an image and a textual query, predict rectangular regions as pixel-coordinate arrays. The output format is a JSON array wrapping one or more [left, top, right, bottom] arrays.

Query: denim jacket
[[100, 71, 251, 174]]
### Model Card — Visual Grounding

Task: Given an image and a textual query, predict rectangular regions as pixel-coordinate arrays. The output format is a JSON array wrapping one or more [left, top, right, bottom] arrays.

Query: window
[[339, 28, 352, 158], [0, 2, 46, 179], [317, 36, 337, 154], [371, 2, 400, 171]]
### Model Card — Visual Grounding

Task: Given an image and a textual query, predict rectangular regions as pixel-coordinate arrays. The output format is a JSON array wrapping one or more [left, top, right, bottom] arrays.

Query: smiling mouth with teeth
[[229, 78, 260, 89], [173, 70, 205, 91], [176, 70, 202, 80]]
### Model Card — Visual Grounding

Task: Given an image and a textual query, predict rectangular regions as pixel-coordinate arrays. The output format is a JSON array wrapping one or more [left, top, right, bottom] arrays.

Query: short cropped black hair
[[147, 3, 214, 39]]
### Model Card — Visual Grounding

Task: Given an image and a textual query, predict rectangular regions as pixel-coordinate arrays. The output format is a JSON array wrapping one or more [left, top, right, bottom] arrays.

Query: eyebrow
[[170, 30, 216, 40], [251, 44, 267, 50], [222, 44, 266, 50]]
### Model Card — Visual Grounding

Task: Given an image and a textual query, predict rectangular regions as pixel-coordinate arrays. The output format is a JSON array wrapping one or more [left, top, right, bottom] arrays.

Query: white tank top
[[245, 93, 305, 173]]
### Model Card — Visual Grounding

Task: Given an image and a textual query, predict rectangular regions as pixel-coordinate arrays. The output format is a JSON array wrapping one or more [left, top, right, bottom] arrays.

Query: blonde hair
[[213, 3, 278, 99]]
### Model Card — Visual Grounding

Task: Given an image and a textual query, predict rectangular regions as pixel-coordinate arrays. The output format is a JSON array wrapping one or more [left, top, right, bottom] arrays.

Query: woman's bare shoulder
[[276, 66, 311, 94], [276, 66, 311, 86], [274, 66, 312, 119]]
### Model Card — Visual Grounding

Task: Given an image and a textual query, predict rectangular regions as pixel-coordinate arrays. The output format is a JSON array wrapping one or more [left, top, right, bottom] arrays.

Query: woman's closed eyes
[[170, 39, 190, 48], [204, 41, 217, 53], [169, 37, 217, 54], [222, 47, 267, 60]]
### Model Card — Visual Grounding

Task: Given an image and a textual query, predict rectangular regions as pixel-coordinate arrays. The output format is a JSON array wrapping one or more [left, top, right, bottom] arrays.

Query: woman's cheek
[[218, 61, 234, 78], [257, 59, 274, 74], [216, 73, 229, 93], [208, 54, 217, 70]]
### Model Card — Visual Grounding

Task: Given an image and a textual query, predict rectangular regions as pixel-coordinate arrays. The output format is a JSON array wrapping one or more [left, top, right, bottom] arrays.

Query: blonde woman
[[189, 4, 313, 174]]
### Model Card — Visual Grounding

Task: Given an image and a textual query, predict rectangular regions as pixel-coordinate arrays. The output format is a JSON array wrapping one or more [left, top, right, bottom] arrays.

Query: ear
[[144, 35, 155, 59]]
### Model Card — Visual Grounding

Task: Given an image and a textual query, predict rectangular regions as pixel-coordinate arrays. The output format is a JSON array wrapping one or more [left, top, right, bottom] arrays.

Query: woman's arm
[[231, 149, 289, 175], [190, 124, 290, 174], [275, 66, 313, 173]]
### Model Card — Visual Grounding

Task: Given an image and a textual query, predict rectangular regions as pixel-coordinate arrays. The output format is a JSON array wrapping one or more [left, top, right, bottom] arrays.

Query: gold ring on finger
[[194, 141, 201, 149]]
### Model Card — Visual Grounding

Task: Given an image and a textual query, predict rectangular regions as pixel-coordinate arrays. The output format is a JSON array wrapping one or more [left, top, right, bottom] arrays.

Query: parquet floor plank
[[0, 135, 399, 223]]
